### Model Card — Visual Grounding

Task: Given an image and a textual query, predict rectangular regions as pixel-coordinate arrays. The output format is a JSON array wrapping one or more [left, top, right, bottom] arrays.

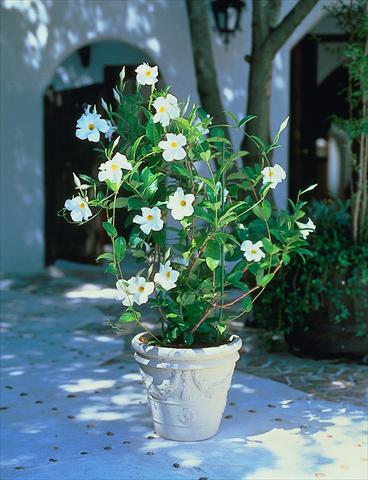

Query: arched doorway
[[44, 40, 159, 265]]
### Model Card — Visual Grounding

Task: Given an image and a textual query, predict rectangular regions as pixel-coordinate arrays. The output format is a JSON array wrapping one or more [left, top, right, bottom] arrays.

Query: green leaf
[[103, 221, 117, 238], [199, 150, 211, 162], [131, 135, 145, 159], [206, 257, 219, 271], [110, 197, 128, 209], [207, 136, 232, 145], [259, 273, 274, 287], [96, 252, 114, 262], [152, 229, 166, 246], [105, 262, 118, 275], [282, 252, 291, 265], [171, 163, 192, 179], [114, 236, 126, 262], [242, 296, 253, 312], [146, 119, 160, 144], [183, 330, 194, 345], [238, 115, 257, 128], [119, 310, 141, 323], [128, 196, 146, 210], [262, 238, 274, 254]]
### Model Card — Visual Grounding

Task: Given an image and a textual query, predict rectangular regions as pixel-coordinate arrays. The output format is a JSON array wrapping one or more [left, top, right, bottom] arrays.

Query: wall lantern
[[211, 0, 245, 45]]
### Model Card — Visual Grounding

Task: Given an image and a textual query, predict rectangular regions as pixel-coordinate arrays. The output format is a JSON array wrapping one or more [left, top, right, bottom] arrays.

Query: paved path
[[1, 262, 367, 479]]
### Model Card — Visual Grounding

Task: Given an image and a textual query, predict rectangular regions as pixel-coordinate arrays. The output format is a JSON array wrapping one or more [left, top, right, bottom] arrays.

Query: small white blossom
[[167, 187, 195, 220], [116, 279, 135, 307], [240, 240, 266, 262], [158, 133, 187, 162], [64, 196, 92, 222], [98, 152, 132, 184], [154, 261, 179, 291], [135, 63, 158, 86], [119, 66, 126, 83], [104, 120, 116, 141], [133, 207, 164, 235], [194, 118, 210, 138], [76, 105, 109, 142], [296, 217, 316, 240], [261, 164, 286, 189], [153, 94, 180, 127], [116, 277, 154, 306]]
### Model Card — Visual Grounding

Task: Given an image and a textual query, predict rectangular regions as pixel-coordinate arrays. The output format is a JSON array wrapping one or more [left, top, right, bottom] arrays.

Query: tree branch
[[268, 0, 319, 55]]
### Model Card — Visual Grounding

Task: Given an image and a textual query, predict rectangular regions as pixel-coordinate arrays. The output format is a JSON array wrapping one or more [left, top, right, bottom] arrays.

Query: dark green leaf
[[103, 221, 117, 238], [114, 236, 126, 262]]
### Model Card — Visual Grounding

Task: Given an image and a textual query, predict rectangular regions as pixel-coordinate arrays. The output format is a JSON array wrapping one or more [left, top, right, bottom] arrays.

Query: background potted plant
[[60, 63, 314, 441], [255, 200, 368, 356], [255, 0, 368, 357]]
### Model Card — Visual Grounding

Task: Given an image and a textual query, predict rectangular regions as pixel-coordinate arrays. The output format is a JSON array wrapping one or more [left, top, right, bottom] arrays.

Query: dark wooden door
[[45, 83, 106, 265], [289, 35, 348, 200]]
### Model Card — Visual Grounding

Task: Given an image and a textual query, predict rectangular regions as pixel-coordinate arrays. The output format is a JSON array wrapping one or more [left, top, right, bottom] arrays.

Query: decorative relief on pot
[[177, 407, 194, 425], [191, 368, 233, 399], [140, 369, 177, 401], [140, 366, 234, 401]]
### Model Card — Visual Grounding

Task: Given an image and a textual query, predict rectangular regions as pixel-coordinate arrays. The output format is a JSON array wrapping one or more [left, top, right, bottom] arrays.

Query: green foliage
[[255, 200, 368, 338], [63, 69, 314, 348]]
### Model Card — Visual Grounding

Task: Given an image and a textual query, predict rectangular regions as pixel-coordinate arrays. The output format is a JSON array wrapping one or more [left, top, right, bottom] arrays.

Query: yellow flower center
[[79, 203, 85, 209], [146, 214, 154, 221], [170, 142, 178, 148], [110, 163, 118, 171], [268, 170, 274, 177], [251, 249, 257, 254], [180, 200, 186, 207], [138, 286, 145, 292], [165, 271, 171, 278], [159, 106, 166, 113], [87, 123, 95, 131], [145, 70, 151, 77]]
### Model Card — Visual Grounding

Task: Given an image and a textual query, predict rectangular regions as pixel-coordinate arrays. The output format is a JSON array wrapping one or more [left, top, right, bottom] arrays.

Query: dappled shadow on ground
[[1, 262, 367, 479]]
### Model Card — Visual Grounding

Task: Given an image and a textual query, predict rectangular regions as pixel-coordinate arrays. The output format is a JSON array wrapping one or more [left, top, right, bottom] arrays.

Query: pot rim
[[132, 332, 242, 362]]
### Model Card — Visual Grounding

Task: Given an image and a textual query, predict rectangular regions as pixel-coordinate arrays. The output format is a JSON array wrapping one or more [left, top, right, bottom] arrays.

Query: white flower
[[104, 120, 116, 141], [296, 217, 316, 240], [158, 133, 187, 162], [194, 118, 210, 138], [167, 187, 195, 220], [64, 196, 92, 222], [133, 207, 164, 235], [153, 94, 180, 127], [116, 277, 154, 306], [98, 152, 133, 184], [154, 261, 179, 291], [240, 240, 266, 262], [116, 279, 135, 307], [261, 164, 286, 189], [76, 105, 109, 142], [119, 66, 126, 83], [135, 63, 158, 86]]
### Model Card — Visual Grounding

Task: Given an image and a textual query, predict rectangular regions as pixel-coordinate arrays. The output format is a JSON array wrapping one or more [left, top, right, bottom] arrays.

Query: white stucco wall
[[1, 0, 328, 274]]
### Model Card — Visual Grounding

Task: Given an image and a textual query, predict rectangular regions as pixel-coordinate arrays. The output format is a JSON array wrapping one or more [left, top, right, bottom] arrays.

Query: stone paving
[[1, 261, 367, 479]]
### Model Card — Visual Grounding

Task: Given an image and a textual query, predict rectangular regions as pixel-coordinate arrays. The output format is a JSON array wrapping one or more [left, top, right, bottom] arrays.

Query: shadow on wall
[[1, 0, 196, 274]]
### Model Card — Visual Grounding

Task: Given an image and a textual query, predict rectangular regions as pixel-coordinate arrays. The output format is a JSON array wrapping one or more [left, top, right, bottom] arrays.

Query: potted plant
[[254, 1, 368, 358], [60, 63, 314, 441], [255, 200, 368, 356]]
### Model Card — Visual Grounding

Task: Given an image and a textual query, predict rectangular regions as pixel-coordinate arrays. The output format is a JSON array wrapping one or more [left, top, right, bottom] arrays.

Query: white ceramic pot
[[132, 332, 242, 441]]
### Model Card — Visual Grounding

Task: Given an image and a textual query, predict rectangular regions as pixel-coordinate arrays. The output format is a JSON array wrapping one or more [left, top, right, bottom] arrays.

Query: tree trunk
[[242, 54, 273, 163], [241, 0, 319, 164], [186, 0, 229, 137]]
